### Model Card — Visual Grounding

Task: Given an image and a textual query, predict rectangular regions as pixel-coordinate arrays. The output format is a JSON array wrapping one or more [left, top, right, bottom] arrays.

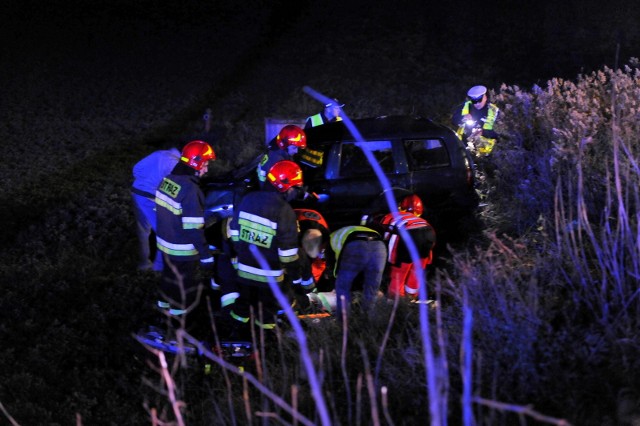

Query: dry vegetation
[[2, 0, 640, 425]]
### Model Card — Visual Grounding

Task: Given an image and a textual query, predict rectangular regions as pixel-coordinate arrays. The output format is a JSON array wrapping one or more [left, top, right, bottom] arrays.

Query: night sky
[[2, 0, 637, 92]]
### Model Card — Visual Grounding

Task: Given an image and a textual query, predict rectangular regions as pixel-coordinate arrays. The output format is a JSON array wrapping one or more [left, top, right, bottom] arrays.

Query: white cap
[[325, 98, 345, 108], [467, 85, 487, 101]]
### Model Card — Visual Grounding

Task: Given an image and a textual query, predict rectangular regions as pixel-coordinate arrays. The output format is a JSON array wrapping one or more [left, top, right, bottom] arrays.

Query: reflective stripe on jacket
[[256, 149, 290, 185], [230, 190, 301, 284], [155, 170, 211, 262], [329, 225, 381, 275]]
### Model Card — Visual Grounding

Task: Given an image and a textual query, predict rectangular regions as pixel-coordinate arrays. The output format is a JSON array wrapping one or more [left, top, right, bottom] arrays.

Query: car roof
[[304, 115, 454, 147]]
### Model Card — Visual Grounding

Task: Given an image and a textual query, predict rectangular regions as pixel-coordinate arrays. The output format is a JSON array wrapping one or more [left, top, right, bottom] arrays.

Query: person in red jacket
[[295, 208, 331, 287], [154, 140, 217, 331], [228, 160, 313, 338], [291, 208, 332, 314], [368, 194, 436, 300]]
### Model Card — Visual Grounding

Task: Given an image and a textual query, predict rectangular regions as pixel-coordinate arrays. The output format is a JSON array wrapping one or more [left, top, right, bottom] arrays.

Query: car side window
[[404, 139, 450, 170], [339, 141, 393, 178]]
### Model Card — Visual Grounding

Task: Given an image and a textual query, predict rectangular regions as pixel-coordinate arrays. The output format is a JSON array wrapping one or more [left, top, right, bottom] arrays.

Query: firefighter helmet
[[467, 85, 487, 103], [399, 194, 424, 217], [276, 125, 307, 150], [267, 160, 303, 192], [180, 140, 216, 171]]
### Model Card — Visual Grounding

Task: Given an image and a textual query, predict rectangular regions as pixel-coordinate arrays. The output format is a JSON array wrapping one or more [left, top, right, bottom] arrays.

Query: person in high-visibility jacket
[[154, 140, 217, 329], [229, 160, 313, 336], [452, 85, 500, 157], [304, 98, 344, 129], [366, 194, 436, 300], [327, 225, 387, 319]]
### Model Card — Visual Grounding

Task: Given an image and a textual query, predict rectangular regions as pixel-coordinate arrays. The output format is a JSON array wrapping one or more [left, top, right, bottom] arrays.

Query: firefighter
[[228, 160, 313, 338], [291, 208, 332, 314], [327, 224, 387, 320], [295, 208, 331, 288], [451, 85, 500, 157], [257, 125, 307, 188], [154, 140, 217, 333], [367, 194, 436, 300], [131, 145, 181, 271], [304, 98, 344, 129]]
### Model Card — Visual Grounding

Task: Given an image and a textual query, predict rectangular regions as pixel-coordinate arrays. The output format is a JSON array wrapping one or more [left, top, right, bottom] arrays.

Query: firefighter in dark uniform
[[304, 98, 344, 129], [229, 160, 314, 337], [256, 125, 307, 188], [154, 140, 217, 332]]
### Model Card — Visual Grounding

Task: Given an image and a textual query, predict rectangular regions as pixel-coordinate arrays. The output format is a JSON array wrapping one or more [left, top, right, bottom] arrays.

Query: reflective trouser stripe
[[221, 292, 239, 308], [255, 320, 276, 330], [157, 300, 186, 316], [230, 310, 249, 323]]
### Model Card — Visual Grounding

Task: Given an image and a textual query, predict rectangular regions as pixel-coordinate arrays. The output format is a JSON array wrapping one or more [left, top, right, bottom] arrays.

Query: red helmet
[[276, 125, 307, 150], [295, 208, 329, 232], [180, 140, 216, 171], [267, 160, 303, 192], [399, 194, 424, 217]]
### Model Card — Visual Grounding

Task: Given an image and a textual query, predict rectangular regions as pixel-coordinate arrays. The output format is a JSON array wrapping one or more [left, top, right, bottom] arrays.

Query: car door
[[314, 140, 410, 226], [403, 137, 463, 207]]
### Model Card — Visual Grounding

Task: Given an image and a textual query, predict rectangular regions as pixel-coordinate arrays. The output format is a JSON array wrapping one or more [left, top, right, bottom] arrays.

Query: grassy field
[[2, 1, 640, 425]]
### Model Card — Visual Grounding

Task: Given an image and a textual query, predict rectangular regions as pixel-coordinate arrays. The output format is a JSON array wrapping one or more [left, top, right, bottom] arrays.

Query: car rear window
[[339, 141, 394, 177], [404, 139, 450, 169]]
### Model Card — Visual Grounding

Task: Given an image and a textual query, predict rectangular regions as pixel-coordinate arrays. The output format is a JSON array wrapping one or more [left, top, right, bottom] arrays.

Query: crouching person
[[367, 194, 436, 300], [228, 160, 313, 340], [328, 225, 387, 320]]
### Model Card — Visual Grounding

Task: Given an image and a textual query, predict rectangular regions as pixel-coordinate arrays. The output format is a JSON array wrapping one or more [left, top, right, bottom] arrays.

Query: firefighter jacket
[[229, 189, 304, 287], [374, 212, 436, 265], [328, 225, 382, 276], [131, 148, 180, 199], [155, 163, 213, 263], [256, 148, 291, 186]]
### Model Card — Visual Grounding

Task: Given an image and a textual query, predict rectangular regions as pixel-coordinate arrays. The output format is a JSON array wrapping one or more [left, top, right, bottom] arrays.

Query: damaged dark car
[[203, 115, 478, 243]]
